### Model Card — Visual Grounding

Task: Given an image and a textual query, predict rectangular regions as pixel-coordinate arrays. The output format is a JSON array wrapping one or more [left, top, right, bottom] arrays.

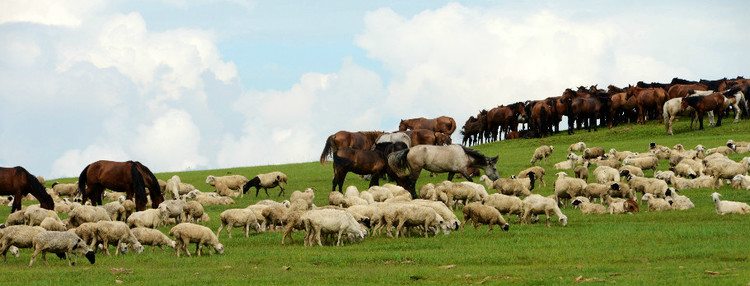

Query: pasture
[[2, 119, 750, 285]]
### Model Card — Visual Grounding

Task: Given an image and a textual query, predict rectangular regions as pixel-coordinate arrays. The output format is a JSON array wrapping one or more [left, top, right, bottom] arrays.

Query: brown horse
[[566, 96, 610, 134], [667, 83, 709, 100], [626, 85, 667, 124], [0, 167, 54, 212], [681, 92, 725, 130], [331, 142, 408, 192], [527, 99, 551, 137], [461, 112, 486, 146], [486, 103, 526, 141], [398, 116, 457, 136], [608, 91, 637, 128], [402, 129, 451, 146], [78, 160, 164, 211], [319, 131, 384, 165]]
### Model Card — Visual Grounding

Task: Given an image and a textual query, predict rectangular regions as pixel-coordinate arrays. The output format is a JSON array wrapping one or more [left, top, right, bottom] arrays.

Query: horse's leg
[[368, 173, 380, 188], [447, 172, 455, 181], [707, 111, 715, 126], [567, 115, 574, 135], [716, 107, 723, 127], [698, 112, 704, 130]]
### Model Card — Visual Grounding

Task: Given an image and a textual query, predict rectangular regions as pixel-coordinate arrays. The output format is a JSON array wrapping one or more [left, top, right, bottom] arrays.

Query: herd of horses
[[461, 76, 750, 145]]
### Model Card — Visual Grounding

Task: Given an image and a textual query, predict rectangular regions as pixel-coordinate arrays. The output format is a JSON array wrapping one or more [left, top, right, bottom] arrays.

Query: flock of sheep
[[2, 136, 750, 266]]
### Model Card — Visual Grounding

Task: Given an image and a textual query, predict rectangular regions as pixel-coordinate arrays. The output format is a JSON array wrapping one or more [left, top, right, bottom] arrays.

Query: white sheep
[[24, 206, 59, 226], [0, 225, 46, 262], [711, 192, 750, 215], [521, 194, 567, 227], [583, 147, 605, 160], [367, 186, 394, 202], [131, 227, 176, 252], [359, 190, 376, 204], [72, 222, 98, 248], [50, 182, 79, 197], [29, 231, 95, 266], [622, 156, 658, 172], [242, 171, 288, 197], [301, 209, 367, 246], [609, 149, 637, 161], [166, 175, 182, 200], [553, 172, 587, 207], [411, 199, 461, 232], [158, 199, 186, 225], [39, 217, 66, 231], [328, 191, 346, 207], [593, 166, 620, 184], [92, 221, 144, 255], [217, 209, 261, 238], [393, 204, 446, 237], [102, 201, 126, 221], [553, 153, 579, 170], [627, 175, 668, 199], [214, 182, 241, 198], [604, 195, 627, 214], [290, 188, 315, 209], [261, 205, 289, 231], [462, 202, 509, 231], [206, 174, 249, 195], [518, 166, 547, 187], [574, 162, 589, 182], [482, 193, 524, 223], [670, 175, 717, 190], [281, 211, 306, 245], [479, 175, 530, 197], [5, 209, 26, 226], [641, 193, 673, 212], [582, 183, 611, 203], [619, 165, 644, 178], [530, 145, 554, 165], [665, 189, 694, 210], [568, 142, 587, 152], [571, 198, 607, 214], [121, 198, 136, 219], [68, 205, 111, 227], [169, 223, 224, 257], [436, 180, 488, 209], [183, 200, 205, 223], [705, 157, 750, 187], [126, 209, 164, 229], [732, 174, 750, 190]]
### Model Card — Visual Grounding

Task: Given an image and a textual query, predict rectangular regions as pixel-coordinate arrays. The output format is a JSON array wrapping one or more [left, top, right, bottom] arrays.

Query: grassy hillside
[[2, 119, 750, 285]]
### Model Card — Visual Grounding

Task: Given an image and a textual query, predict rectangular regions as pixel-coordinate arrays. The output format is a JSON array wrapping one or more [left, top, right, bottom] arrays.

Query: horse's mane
[[700, 78, 727, 90], [683, 95, 703, 105], [723, 87, 742, 98], [359, 131, 384, 140], [21, 167, 54, 209], [133, 161, 162, 206], [461, 146, 488, 162], [671, 77, 697, 85]]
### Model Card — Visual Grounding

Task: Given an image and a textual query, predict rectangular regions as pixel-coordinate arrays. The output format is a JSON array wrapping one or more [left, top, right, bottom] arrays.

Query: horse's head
[[680, 97, 692, 111], [398, 120, 409, 131], [483, 156, 500, 181], [435, 133, 452, 145], [561, 89, 576, 101]]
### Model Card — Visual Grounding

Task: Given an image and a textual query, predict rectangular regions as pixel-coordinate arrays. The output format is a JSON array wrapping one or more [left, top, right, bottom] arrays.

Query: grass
[[2, 118, 750, 285]]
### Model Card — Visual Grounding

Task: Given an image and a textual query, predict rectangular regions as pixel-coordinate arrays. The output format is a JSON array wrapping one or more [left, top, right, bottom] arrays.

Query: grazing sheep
[[571, 199, 607, 214], [290, 188, 315, 209], [165, 175, 182, 200], [5, 210, 26, 226], [0, 225, 46, 262], [583, 147, 605, 160], [169, 223, 224, 257], [280, 211, 306, 245], [574, 162, 590, 182], [359, 190, 376, 204], [50, 182, 79, 197], [705, 157, 750, 188], [593, 166, 620, 184], [641, 193, 673, 212], [482, 193, 524, 223], [665, 189, 694, 210], [29, 231, 95, 266], [183, 200, 205, 223], [670, 175, 717, 190], [622, 156, 659, 172], [553, 172, 587, 207], [392, 204, 445, 238], [711, 192, 750, 215], [328, 191, 346, 207], [553, 153, 579, 170], [521, 194, 568, 227], [131, 227, 176, 252], [68, 205, 111, 227], [609, 149, 637, 162], [242, 171, 288, 197], [607, 182, 634, 201], [343, 196, 369, 208], [518, 166, 547, 187], [93, 221, 144, 255], [728, 139, 749, 148], [530, 145, 554, 165], [102, 201, 126, 222], [411, 199, 461, 232], [417, 183, 450, 206], [126, 209, 164, 229], [217, 209, 261, 238], [120, 198, 136, 219], [158, 199, 187, 225], [437, 180, 489, 209], [39, 217, 66, 231], [582, 183, 611, 203], [301, 209, 367, 246], [261, 205, 288, 231], [206, 175, 249, 195], [568, 142, 587, 153], [24, 206, 59, 226], [480, 175, 530, 197], [367, 186, 394, 202], [462, 202, 509, 232], [619, 166, 644, 178]]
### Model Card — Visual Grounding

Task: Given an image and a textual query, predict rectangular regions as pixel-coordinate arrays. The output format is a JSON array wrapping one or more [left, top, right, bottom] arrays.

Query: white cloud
[[132, 109, 208, 172], [0, 0, 102, 27], [50, 145, 129, 179]]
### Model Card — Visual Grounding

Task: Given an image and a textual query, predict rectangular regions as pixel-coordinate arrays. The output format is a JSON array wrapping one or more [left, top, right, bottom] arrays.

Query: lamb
[[217, 209, 261, 238], [461, 202, 509, 232], [92, 221, 144, 255], [359, 190, 376, 204], [242, 171, 287, 197], [604, 195, 627, 214], [127, 227, 174, 253], [583, 147, 605, 160], [437, 180, 488, 209], [28, 231, 95, 266], [665, 189, 694, 210], [159, 199, 187, 225], [50, 182, 79, 197], [280, 211, 306, 245], [521, 194, 568, 227], [641, 193, 673, 212], [482, 193, 524, 223], [728, 139, 749, 148], [326, 191, 344, 207], [480, 175, 530, 198], [553, 172, 587, 207], [673, 161, 700, 178], [553, 153, 579, 170], [290, 188, 315, 209], [530, 145, 554, 165], [261, 205, 288, 231], [194, 194, 235, 206], [120, 198, 136, 218], [411, 199, 461, 232], [126, 209, 164, 229], [301, 209, 367, 246], [518, 166, 547, 187], [593, 166, 620, 184], [568, 142, 586, 152], [622, 156, 659, 172], [169, 222, 224, 257], [711, 192, 750, 215], [165, 175, 181, 200], [39, 217, 66, 231], [0, 225, 46, 262], [68, 205, 111, 227], [343, 196, 369, 208], [571, 198, 607, 214], [574, 162, 590, 182]]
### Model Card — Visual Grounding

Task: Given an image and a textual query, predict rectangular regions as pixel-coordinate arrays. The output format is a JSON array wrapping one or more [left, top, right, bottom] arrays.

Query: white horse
[[663, 97, 696, 135], [374, 132, 412, 148]]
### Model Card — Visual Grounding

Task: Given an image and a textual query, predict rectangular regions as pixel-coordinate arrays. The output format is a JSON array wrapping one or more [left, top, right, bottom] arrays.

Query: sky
[[0, 0, 748, 179]]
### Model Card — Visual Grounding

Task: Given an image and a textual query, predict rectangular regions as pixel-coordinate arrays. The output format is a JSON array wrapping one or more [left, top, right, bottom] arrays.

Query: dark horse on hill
[[681, 92, 725, 130], [320, 131, 384, 165], [332, 142, 409, 192], [0, 166, 54, 212], [78, 160, 164, 211]]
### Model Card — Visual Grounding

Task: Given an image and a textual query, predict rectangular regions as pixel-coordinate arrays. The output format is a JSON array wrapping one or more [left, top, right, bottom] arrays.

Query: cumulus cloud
[[0, 0, 102, 27]]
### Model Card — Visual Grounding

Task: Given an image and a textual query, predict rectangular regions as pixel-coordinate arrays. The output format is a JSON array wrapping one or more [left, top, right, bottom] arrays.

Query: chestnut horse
[[527, 99, 550, 137], [78, 160, 164, 211], [681, 92, 725, 130], [401, 129, 452, 146], [0, 166, 54, 212], [566, 96, 610, 134], [486, 103, 526, 141], [461, 113, 486, 146], [667, 83, 709, 100], [319, 131, 384, 165], [626, 85, 667, 124], [331, 142, 409, 192], [398, 116, 457, 136], [608, 91, 637, 128]]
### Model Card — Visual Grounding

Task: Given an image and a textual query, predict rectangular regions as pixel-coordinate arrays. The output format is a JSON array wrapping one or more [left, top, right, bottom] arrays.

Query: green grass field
[[2, 119, 750, 285]]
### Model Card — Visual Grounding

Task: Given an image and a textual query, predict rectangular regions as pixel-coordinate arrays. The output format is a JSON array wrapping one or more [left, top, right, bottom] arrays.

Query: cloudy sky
[[1, 1, 747, 179]]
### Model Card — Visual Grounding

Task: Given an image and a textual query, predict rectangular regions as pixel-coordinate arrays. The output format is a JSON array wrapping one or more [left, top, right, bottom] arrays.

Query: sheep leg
[[315, 226, 323, 247], [196, 242, 202, 257], [336, 230, 343, 246], [182, 238, 191, 257], [545, 210, 551, 227], [41, 251, 49, 266], [394, 220, 406, 238], [216, 223, 225, 238], [226, 225, 233, 239], [278, 184, 285, 197], [244, 223, 250, 238], [264, 187, 270, 197], [29, 248, 41, 266], [282, 226, 293, 245]]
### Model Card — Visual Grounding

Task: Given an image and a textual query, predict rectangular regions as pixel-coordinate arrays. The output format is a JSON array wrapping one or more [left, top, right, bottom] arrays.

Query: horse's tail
[[320, 134, 335, 165], [135, 162, 163, 208], [332, 151, 354, 170], [78, 164, 89, 202], [387, 149, 410, 177], [540, 105, 548, 136], [446, 117, 457, 136], [129, 161, 148, 211], [20, 167, 54, 211]]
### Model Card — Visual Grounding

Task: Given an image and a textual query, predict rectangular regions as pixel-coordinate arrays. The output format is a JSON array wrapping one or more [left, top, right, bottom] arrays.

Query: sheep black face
[[619, 169, 630, 177], [501, 224, 509, 232], [665, 188, 673, 197], [610, 183, 620, 191], [453, 221, 460, 231], [688, 173, 697, 179], [650, 142, 656, 149], [571, 200, 581, 207], [85, 250, 96, 264]]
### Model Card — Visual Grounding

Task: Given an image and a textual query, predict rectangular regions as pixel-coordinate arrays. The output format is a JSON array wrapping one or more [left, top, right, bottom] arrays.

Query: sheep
[[158, 199, 186, 225], [593, 166, 620, 184], [574, 162, 590, 182], [280, 211, 305, 245], [518, 166, 547, 187], [571, 199, 607, 214], [568, 142, 586, 153], [732, 174, 750, 190], [126, 209, 164, 229], [0, 225, 46, 262], [705, 157, 750, 187], [553, 172, 587, 207], [482, 193, 524, 223], [290, 188, 315, 209], [131, 227, 176, 252], [121, 198, 136, 219], [367, 186, 394, 202], [411, 199, 461, 232], [728, 139, 749, 148], [641, 193, 673, 212], [183, 200, 205, 223], [213, 182, 241, 198], [102, 201, 126, 222], [242, 171, 287, 197], [510, 172, 537, 192], [583, 147, 605, 160], [665, 189, 694, 210], [217, 209, 261, 238], [582, 183, 612, 203], [670, 175, 717, 190], [553, 153, 579, 170], [390, 204, 445, 238], [301, 209, 367, 246], [461, 202, 509, 232], [92, 221, 144, 255], [673, 161, 700, 178], [619, 166, 644, 178], [39, 217, 66, 231], [480, 175, 530, 198], [50, 182, 79, 197], [627, 175, 668, 199], [624, 200, 639, 213], [359, 190, 376, 204], [521, 194, 567, 227], [342, 196, 369, 208], [609, 149, 637, 162], [194, 194, 235, 206], [344, 185, 360, 198], [437, 180, 488, 210], [68, 205, 111, 227], [169, 223, 224, 257], [622, 156, 659, 172], [102, 191, 125, 202], [604, 195, 627, 214], [72, 222, 98, 247], [530, 145, 554, 165], [5, 209, 26, 226], [24, 206, 59, 226], [261, 205, 288, 231], [165, 175, 181, 200], [607, 182, 635, 201], [711, 192, 750, 215], [28, 231, 95, 266]]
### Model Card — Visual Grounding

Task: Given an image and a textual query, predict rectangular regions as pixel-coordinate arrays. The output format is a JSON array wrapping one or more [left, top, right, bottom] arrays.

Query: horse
[[527, 100, 550, 137], [78, 160, 164, 211], [331, 142, 409, 192], [374, 132, 412, 148], [398, 116, 457, 136], [387, 144, 499, 197], [486, 103, 526, 141], [667, 83, 709, 100], [0, 166, 54, 212], [461, 114, 486, 146], [566, 96, 610, 134], [663, 97, 697, 135], [319, 131, 384, 165], [608, 91, 637, 128], [681, 92, 725, 130], [626, 85, 667, 124], [401, 129, 451, 146]]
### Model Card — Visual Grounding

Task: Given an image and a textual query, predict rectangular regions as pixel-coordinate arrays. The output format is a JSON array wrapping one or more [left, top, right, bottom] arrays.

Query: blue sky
[[0, 0, 748, 179]]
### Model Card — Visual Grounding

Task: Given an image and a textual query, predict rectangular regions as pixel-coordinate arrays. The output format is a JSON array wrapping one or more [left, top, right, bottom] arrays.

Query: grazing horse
[[0, 167, 54, 212], [319, 131, 384, 165], [667, 83, 709, 100], [398, 116, 457, 136], [388, 145, 499, 197], [626, 85, 667, 124], [331, 142, 408, 192], [681, 92, 725, 130], [78, 160, 163, 211], [401, 129, 452, 146]]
